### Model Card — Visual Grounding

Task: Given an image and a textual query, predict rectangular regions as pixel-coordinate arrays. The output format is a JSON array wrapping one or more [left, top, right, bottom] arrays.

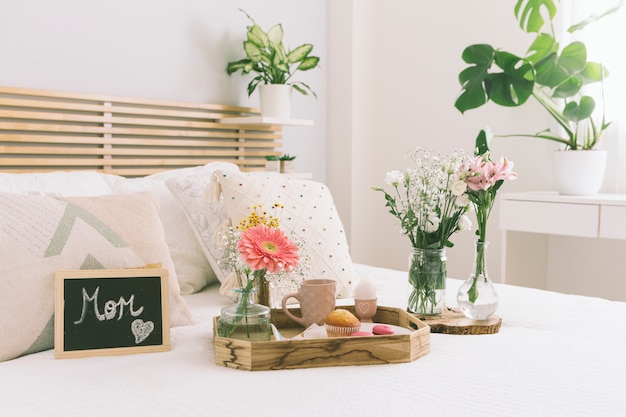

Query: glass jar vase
[[408, 248, 446, 315], [456, 240, 499, 320], [217, 288, 271, 341]]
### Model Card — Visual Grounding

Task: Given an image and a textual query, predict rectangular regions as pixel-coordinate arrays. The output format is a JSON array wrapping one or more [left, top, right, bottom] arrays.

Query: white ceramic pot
[[265, 160, 280, 172], [259, 84, 292, 118], [552, 149, 607, 195], [280, 159, 295, 174]]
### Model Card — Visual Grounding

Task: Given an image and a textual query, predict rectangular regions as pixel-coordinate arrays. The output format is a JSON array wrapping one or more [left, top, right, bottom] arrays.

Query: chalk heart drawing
[[131, 319, 154, 344]]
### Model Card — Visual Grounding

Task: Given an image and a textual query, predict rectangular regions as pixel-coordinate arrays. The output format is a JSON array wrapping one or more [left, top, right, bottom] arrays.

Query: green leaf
[[534, 53, 567, 87], [514, 0, 558, 33], [296, 56, 320, 71], [563, 96, 596, 122], [558, 42, 587, 74], [454, 44, 495, 113], [246, 76, 264, 97], [455, 68, 488, 113], [526, 33, 558, 64], [267, 24, 284, 45], [579, 62, 608, 84], [553, 76, 582, 98], [275, 62, 289, 74], [461, 44, 495, 66], [291, 81, 317, 98], [535, 42, 586, 88], [287, 44, 313, 64], [247, 24, 269, 48], [474, 129, 490, 156], [485, 51, 534, 106], [225, 59, 252, 75], [568, 1, 624, 33], [274, 43, 288, 65], [243, 40, 263, 62]]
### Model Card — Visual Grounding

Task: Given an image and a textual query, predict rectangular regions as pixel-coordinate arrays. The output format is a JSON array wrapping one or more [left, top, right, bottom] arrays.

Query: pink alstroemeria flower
[[465, 156, 517, 191], [238, 224, 299, 273], [492, 157, 517, 182], [465, 156, 493, 191]]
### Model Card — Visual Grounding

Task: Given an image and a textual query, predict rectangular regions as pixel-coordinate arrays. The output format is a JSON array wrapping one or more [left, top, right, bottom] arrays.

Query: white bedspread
[[3, 263, 626, 417]]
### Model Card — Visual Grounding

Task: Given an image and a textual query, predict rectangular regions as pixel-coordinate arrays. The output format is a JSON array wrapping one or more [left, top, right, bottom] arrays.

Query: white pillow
[[164, 171, 233, 289], [0, 171, 113, 196], [0, 192, 194, 362], [168, 170, 358, 299], [104, 163, 240, 294]]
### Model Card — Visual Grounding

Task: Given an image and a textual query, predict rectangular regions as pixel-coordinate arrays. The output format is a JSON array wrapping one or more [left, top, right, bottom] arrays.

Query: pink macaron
[[350, 331, 374, 337], [372, 324, 395, 335]]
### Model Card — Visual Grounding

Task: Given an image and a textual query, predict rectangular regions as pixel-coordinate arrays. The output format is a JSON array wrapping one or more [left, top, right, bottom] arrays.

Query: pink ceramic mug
[[281, 279, 336, 328]]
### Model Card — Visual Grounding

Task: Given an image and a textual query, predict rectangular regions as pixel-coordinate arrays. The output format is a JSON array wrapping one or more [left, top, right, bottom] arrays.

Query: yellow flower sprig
[[236, 203, 284, 231]]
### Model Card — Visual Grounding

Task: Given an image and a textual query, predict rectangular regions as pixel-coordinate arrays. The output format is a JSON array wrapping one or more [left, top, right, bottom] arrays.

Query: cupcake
[[324, 309, 361, 337]]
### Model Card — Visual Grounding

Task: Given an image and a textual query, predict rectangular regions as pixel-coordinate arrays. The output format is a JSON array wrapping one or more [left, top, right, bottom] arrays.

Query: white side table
[[499, 191, 626, 288]]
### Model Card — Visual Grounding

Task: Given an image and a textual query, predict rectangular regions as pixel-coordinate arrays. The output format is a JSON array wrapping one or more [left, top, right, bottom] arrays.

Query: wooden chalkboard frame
[[54, 268, 171, 359]]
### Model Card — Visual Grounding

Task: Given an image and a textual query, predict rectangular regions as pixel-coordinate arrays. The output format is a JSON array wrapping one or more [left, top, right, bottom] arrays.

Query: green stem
[[408, 249, 446, 315]]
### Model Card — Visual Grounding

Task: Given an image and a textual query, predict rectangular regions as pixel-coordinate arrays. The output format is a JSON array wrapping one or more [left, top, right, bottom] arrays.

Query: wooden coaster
[[413, 308, 502, 335]]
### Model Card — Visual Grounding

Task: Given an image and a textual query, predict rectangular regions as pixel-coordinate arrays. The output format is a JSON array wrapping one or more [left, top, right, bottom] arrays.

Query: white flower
[[458, 214, 472, 231], [385, 170, 404, 187], [450, 179, 467, 196], [376, 147, 473, 248], [425, 213, 441, 233], [455, 193, 471, 208]]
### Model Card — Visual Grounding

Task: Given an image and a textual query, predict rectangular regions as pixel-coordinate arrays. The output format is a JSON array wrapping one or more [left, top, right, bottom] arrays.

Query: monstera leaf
[[514, 0, 558, 33], [455, 45, 534, 113]]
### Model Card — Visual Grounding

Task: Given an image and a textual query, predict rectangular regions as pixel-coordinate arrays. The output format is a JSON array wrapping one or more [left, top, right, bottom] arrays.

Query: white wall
[[328, 0, 554, 283], [0, 0, 328, 181]]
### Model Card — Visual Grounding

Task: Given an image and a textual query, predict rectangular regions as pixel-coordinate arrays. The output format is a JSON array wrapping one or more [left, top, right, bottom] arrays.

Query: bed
[[1, 86, 626, 417]]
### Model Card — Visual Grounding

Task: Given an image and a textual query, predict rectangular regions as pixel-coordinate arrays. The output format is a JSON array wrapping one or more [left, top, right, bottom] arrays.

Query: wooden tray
[[213, 305, 430, 371], [414, 307, 502, 335]]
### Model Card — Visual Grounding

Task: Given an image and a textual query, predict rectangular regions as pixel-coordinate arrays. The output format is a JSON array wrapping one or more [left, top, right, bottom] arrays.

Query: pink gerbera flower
[[238, 224, 299, 273]]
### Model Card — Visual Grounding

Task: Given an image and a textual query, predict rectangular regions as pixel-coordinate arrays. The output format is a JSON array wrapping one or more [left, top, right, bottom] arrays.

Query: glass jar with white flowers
[[374, 148, 472, 315]]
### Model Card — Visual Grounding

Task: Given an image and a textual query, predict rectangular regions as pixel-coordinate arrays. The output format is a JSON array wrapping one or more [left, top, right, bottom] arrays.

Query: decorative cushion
[[169, 170, 357, 299], [0, 171, 113, 196], [0, 192, 193, 362], [164, 171, 234, 290], [103, 162, 240, 294]]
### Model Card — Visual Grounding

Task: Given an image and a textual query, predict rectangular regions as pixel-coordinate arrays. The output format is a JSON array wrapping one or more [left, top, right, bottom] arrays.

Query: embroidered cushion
[[168, 170, 357, 299]]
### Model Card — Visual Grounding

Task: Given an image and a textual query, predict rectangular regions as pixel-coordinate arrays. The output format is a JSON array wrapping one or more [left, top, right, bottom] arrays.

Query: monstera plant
[[455, 0, 622, 150], [226, 10, 320, 98]]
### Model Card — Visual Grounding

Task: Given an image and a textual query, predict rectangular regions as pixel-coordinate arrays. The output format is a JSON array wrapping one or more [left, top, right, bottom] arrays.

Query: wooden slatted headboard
[[0, 86, 282, 176]]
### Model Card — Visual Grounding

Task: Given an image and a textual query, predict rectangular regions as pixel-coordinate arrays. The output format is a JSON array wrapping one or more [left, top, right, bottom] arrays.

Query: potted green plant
[[455, 0, 622, 195], [264, 155, 280, 172], [226, 10, 320, 119], [279, 154, 296, 173]]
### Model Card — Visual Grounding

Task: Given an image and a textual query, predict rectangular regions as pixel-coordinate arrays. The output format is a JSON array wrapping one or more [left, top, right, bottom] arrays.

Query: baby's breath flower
[[374, 147, 472, 249]]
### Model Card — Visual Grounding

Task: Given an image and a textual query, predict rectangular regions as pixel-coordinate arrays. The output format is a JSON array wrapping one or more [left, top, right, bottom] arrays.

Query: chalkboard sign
[[54, 268, 170, 359]]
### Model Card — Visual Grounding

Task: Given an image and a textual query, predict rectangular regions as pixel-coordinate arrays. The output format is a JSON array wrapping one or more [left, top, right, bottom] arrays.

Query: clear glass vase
[[457, 240, 499, 320], [217, 288, 271, 341], [408, 248, 446, 315]]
